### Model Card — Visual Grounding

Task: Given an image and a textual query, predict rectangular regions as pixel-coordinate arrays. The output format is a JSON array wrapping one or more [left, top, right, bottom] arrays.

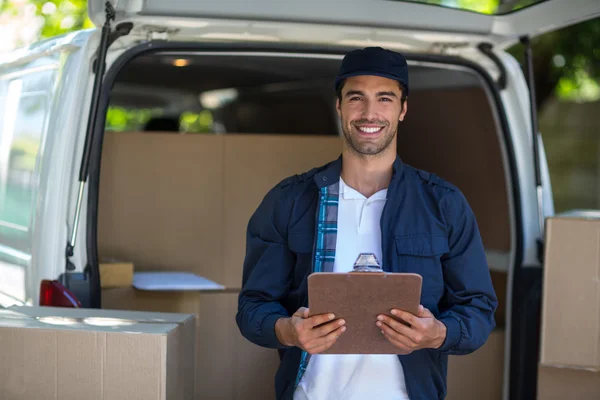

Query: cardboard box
[[446, 329, 505, 400], [0, 305, 196, 400], [98, 133, 342, 290], [99, 259, 134, 288], [102, 288, 280, 400], [540, 215, 600, 371], [537, 366, 600, 399]]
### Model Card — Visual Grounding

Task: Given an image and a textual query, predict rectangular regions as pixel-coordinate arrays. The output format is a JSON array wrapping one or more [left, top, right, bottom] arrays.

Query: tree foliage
[[1, 0, 92, 37], [508, 18, 600, 107]]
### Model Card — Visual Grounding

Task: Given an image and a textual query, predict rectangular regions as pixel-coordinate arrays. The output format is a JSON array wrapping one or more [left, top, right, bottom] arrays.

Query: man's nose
[[361, 99, 378, 120]]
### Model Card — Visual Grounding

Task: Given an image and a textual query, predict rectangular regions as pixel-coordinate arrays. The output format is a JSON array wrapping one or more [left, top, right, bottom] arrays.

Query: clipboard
[[307, 271, 422, 354]]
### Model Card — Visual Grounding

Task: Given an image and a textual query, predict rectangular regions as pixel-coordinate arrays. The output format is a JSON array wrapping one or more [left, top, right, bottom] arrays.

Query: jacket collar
[[314, 154, 405, 189]]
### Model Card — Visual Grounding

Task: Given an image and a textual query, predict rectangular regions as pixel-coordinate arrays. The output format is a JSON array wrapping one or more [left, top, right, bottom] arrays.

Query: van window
[[105, 106, 216, 134], [388, 0, 547, 15], [0, 60, 58, 301], [0, 67, 56, 252]]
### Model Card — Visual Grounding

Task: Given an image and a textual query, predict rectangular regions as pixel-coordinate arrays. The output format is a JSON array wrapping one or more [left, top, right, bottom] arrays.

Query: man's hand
[[376, 305, 447, 354], [275, 307, 346, 354]]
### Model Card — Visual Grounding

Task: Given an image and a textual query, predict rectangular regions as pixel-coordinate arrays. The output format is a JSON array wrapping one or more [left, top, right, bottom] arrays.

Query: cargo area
[[95, 52, 512, 399]]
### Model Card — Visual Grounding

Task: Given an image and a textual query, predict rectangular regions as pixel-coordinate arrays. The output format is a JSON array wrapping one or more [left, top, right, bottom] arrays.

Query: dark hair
[[336, 78, 408, 106]]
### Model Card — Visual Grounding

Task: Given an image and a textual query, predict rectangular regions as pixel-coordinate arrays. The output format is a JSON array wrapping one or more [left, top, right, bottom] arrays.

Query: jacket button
[[322, 176, 328, 182]]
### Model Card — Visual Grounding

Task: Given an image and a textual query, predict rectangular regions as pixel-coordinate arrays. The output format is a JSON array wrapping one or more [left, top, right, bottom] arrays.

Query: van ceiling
[[111, 52, 484, 108]]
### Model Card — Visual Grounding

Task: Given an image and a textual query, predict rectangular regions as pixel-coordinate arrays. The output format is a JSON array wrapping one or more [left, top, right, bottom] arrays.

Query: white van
[[0, 0, 598, 399]]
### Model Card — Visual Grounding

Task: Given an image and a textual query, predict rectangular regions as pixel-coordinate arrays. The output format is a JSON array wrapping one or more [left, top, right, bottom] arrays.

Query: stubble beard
[[342, 121, 397, 157]]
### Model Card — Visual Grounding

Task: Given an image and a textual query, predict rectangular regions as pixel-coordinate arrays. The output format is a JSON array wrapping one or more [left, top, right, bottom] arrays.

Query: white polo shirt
[[294, 178, 409, 400]]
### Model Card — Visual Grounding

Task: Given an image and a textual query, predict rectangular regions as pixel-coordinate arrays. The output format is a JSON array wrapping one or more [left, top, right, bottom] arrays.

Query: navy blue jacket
[[236, 156, 497, 400]]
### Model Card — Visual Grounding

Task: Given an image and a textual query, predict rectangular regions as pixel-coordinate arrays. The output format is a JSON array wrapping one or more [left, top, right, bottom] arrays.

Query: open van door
[[87, 0, 599, 50]]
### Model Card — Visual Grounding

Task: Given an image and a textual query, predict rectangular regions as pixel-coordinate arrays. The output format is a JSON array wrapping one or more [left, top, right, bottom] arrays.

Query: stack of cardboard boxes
[[538, 214, 600, 399]]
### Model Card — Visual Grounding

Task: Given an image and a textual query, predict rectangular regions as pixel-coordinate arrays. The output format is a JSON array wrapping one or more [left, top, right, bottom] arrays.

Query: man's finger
[[313, 318, 345, 338], [391, 309, 423, 330], [378, 320, 418, 348], [377, 315, 421, 344], [380, 327, 414, 353], [307, 325, 346, 354], [306, 312, 336, 329]]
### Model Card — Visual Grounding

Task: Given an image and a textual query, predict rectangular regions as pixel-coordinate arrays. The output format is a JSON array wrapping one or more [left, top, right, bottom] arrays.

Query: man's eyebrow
[[344, 90, 364, 97], [344, 90, 399, 98], [376, 91, 398, 98]]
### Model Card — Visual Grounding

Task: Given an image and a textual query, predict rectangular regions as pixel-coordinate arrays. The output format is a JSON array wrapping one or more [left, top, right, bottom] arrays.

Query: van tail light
[[40, 280, 82, 308]]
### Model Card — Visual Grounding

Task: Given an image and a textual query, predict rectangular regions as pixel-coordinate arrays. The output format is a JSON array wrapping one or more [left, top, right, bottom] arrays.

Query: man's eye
[[380, 98, 392, 102], [349, 96, 361, 101]]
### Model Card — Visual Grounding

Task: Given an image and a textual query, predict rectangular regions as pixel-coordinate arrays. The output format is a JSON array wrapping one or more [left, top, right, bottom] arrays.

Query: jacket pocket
[[395, 234, 448, 305]]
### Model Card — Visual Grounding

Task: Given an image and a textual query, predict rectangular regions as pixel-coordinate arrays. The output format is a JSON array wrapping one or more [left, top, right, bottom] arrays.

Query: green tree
[[0, 0, 92, 41], [508, 18, 600, 108]]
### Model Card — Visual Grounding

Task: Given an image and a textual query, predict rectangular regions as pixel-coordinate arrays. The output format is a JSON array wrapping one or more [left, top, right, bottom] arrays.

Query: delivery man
[[236, 46, 498, 400]]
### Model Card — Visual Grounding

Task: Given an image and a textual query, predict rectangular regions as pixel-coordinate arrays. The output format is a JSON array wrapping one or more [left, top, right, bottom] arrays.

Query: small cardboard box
[[540, 214, 600, 371], [0, 305, 195, 400], [99, 259, 134, 288], [102, 287, 281, 400], [447, 329, 505, 400]]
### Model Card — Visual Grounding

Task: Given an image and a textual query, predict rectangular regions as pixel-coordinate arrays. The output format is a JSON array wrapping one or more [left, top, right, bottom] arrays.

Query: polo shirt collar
[[314, 154, 406, 190]]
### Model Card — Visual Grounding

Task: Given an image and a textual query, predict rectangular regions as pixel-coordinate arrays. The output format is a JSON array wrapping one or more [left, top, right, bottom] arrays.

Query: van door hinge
[[149, 30, 170, 41], [92, 22, 134, 74], [67, 1, 128, 264], [142, 26, 179, 42]]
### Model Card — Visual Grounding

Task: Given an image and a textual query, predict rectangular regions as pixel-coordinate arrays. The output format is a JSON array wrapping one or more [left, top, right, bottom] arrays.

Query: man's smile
[[354, 124, 386, 136]]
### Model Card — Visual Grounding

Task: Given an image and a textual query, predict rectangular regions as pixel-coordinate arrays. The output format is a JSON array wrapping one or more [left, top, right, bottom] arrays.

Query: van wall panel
[[98, 133, 225, 285]]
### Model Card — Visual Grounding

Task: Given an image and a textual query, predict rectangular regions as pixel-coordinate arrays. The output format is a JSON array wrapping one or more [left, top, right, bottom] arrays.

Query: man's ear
[[336, 98, 341, 117], [399, 99, 408, 121]]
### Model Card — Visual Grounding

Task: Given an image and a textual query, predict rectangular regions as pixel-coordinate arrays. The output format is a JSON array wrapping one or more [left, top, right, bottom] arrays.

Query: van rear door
[[88, 0, 599, 51], [0, 30, 100, 307]]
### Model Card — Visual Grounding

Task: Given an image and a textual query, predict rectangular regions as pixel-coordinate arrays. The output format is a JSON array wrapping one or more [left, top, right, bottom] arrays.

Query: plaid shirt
[[294, 181, 340, 389]]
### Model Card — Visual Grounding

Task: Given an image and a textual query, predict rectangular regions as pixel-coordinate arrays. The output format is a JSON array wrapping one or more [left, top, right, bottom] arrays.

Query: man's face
[[336, 75, 407, 156]]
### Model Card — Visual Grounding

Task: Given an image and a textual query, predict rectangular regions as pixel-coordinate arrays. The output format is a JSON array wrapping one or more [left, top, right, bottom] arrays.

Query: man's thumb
[[418, 305, 433, 318], [294, 307, 309, 318]]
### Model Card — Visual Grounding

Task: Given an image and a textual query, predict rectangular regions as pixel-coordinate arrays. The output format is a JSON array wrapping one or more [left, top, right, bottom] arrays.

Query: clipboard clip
[[351, 253, 384, 273]]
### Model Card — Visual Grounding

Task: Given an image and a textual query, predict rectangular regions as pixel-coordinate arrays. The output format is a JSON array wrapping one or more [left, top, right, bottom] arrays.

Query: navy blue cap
[[335, 47, 409, 96]]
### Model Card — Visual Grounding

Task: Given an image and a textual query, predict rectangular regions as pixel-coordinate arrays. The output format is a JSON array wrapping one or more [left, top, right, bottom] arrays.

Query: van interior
[[96, 51, 510, 399]]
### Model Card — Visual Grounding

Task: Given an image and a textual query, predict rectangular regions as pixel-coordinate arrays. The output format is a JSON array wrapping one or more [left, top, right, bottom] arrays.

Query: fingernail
[[377, 315, 383, 321], [329, 314, 335, 320], [341, 326, 346, 332], [381, 330, 385, 335], [339, 320, 345, 326], [376, 321, 382, 327], [391, 309, 397, 315]]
